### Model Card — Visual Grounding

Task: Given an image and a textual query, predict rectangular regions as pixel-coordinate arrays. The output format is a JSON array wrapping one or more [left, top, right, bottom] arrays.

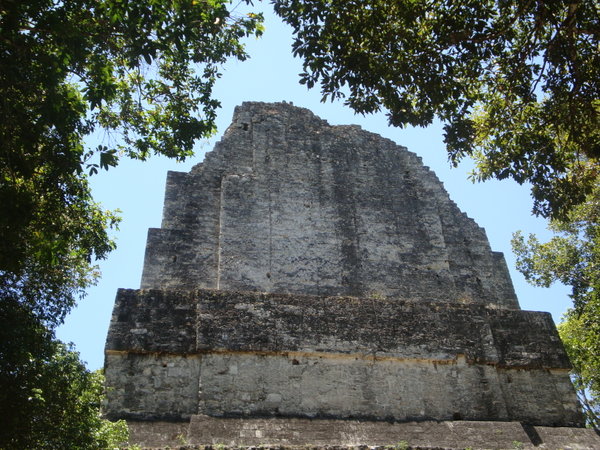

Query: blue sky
[[57, 4, 571, 370]]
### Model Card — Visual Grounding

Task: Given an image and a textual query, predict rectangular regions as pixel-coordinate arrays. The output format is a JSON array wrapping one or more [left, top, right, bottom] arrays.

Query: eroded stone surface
[[108, 289, 568, 368], [105, 103, 585, 436], [105, 353, 200, 420], [141, 102, 517, 308], [104, 289, 582, 426], [126, 416, 600, 449]]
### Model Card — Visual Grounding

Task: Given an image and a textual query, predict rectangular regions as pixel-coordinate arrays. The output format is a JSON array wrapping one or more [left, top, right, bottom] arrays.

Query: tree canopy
[[273, 0, 599, 220], [0, 0, 263, 325]]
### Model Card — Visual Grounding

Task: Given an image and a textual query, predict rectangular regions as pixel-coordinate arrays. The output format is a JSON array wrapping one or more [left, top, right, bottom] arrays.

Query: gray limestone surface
[[127, 416, 600, 449], [141, 102, 517, 308], [105, 289, 582, 426], [105, 102, 587, 439]]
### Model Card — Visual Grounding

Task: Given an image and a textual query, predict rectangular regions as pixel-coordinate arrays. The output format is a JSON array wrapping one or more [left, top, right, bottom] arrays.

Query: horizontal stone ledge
[[104, 348, 573, 372], [106, 288, 570, 370], [127, 416, 600, 449]]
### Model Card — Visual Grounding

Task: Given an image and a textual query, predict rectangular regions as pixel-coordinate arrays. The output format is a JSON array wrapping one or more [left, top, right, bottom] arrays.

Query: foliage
[[512, 187, 599, 311], [0, 177, 120, 326], [0, 0, 263, 325], [512, 186, 600, 427], [272, 0, 599, 219], [559, 310, 600, 428], [0, 298, 129, 449]]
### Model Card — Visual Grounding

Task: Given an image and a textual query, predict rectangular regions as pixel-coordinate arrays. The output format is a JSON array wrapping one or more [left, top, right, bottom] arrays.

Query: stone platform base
[[127, 416, 600, 449]]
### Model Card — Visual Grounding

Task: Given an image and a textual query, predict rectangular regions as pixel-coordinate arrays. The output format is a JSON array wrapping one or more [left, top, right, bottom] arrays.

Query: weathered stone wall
[[198, 353, 578, 425], [105, 103, 586, 437], [107, 289, 569, 369], [105, 353, 200, 420], [140, 102, 517, 308], [104, 289, 583, 426]]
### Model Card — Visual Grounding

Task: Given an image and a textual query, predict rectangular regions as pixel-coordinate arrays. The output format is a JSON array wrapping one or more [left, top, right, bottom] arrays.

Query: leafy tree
[[0, 298, 129, 449], [559, 311, 600, 429], [1, 0, 263, 326], [512, 186, 600, 427], [272, 0, 599, 219]]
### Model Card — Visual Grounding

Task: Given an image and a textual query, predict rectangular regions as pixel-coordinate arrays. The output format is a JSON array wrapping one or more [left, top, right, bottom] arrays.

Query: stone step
[[127, 417, 600, 449]]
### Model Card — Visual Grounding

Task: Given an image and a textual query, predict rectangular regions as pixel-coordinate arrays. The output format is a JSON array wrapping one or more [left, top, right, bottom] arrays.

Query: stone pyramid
[[104, 102, 598, 448]]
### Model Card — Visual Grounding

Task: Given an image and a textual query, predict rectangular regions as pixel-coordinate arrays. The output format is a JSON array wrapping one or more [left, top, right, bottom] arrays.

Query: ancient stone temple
[[105, 102, 599, 448]]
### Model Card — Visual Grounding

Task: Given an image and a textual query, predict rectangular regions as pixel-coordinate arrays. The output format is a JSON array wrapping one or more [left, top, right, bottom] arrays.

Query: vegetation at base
[[560, 311, 600, 428], [0, 298, 129, 449]]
